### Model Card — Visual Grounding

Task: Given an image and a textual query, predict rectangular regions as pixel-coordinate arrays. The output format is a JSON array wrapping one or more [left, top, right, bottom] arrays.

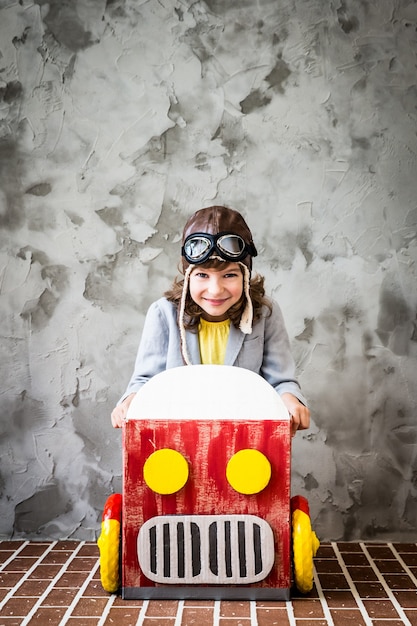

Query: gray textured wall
[[0, 0, 416, 542]]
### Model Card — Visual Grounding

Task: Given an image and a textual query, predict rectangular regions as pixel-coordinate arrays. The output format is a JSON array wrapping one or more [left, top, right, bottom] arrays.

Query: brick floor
[[0, 541, 416, 625]]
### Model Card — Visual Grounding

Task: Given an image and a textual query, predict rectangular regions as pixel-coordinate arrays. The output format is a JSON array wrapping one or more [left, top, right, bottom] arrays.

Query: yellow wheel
[[291, 495, 320, 594], [97, 493, 122, 593]]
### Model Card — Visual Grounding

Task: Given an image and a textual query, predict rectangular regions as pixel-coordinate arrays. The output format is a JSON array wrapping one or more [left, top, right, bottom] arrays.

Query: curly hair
[[164, 258, 272, 332]]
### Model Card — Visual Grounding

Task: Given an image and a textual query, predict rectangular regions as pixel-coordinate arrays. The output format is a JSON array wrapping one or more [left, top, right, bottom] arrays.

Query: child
[[111, 206, 310, 435]]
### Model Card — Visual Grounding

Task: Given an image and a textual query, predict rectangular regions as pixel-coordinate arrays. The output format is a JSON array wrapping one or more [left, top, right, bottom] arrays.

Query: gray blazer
[[120, 297, 306, 405], [119, 298, 307, 404]]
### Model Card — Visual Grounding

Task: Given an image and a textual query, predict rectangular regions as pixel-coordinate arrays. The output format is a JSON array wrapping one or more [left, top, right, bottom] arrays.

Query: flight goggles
[[182, 232, 257, 264]]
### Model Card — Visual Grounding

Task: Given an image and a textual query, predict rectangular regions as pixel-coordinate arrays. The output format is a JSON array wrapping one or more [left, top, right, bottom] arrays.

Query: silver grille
[[137, 514, 274, 585]]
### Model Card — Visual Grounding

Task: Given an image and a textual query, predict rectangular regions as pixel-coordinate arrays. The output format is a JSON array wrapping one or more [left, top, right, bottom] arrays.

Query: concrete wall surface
[[0, 0, 416, 541]]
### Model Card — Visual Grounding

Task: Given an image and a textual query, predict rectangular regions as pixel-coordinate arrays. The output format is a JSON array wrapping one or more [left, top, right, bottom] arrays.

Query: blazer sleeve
[[118, 299, 172, 403], [260, 301, 308, 406]]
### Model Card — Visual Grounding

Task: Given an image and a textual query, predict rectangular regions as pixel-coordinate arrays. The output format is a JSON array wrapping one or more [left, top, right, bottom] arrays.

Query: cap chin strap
[[179, 258, 253, 366], [179, 264, 194, 366]]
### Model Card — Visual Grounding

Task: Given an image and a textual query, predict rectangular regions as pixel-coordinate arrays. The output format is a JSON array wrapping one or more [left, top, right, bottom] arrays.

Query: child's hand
[[280, 393, 310, 436], [111, 393, 136, 428]]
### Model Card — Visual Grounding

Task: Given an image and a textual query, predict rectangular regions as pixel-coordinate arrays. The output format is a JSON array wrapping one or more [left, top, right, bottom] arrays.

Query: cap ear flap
[[239, 264, 253, 334]]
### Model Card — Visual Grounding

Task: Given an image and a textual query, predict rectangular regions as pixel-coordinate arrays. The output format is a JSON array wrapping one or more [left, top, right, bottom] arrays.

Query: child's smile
[[189, 263, 243, 322]]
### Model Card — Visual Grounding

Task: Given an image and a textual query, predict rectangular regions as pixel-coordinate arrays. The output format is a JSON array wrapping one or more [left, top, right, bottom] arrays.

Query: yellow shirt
[[198, 318, 231, 365]]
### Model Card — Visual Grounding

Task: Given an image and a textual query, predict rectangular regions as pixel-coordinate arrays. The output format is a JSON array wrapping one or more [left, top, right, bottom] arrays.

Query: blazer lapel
[[224, 323, 245, 365], [185, 330, 202, 365]]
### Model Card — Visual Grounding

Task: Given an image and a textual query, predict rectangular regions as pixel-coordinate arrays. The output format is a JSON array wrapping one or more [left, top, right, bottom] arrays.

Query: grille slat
[[209, 521, 218, 575], [177, 522, 185, 578], [253, 523, 263, 575], [191, 522, 201, 577], [163, 523, 170, 577], [238, 520, 247, 578], [138, 514, 275, 585]]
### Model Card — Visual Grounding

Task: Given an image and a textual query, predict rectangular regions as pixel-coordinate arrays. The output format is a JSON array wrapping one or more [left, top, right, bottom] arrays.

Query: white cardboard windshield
[[126, 364, 289, 421]]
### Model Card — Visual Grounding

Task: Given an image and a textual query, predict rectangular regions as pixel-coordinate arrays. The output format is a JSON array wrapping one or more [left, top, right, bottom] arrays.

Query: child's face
[[189, 263, 244, 322]]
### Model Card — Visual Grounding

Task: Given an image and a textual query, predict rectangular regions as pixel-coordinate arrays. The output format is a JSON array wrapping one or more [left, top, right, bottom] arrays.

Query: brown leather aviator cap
[[181, 206, 258, 271]]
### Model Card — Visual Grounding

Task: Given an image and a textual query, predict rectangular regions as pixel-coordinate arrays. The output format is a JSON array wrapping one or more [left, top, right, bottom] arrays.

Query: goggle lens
[[217, 234, 245, 256], [183, 236, 212, 261]]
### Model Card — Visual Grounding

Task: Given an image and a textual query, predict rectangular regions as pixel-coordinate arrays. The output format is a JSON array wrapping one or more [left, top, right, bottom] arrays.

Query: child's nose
[[207, 277, 223, 295]]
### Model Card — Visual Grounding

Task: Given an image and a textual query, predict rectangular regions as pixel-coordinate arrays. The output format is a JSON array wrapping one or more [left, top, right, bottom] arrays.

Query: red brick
[[40, 588, 79, 607], [257, 608, 290, 626], [330, 608, 367, 625], [181, 606, 214, 625], [220, 601, 251, 617], [0, 596, 38, 617], [362, 599, 400, 618], [70, 597, 110, 616], [292, 598, 324, 618], [103, 607, 142, 625], [145, 600, 179, 616]]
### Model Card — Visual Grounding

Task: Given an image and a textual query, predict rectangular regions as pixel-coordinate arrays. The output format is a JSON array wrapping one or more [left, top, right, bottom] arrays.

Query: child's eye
[[224, 272, 238, 278], [195, 272, 208, 278]]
